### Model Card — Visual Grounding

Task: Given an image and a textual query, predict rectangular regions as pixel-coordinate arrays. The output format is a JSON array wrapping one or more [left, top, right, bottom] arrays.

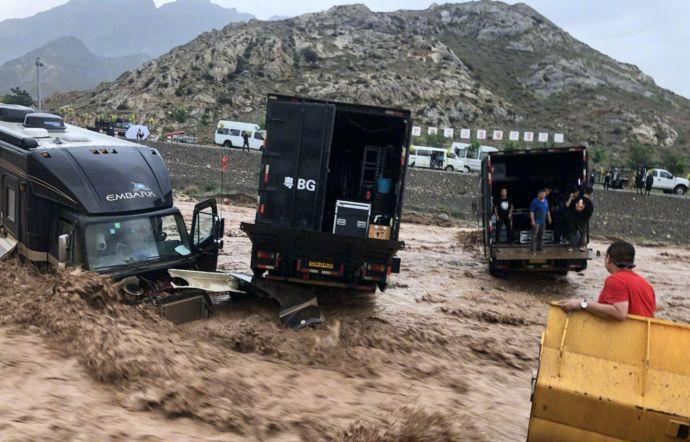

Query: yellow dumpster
[[527, 304, 690, 442]]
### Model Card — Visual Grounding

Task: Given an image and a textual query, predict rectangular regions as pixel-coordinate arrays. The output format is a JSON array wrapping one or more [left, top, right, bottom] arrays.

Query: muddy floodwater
[[0, 199, 688, 441]]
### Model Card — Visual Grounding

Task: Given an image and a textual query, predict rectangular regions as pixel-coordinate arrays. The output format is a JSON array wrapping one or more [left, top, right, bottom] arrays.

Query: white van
[[214, 120, 264, 149], [451, 143, 498, 173], [409, 146, 463, 172]]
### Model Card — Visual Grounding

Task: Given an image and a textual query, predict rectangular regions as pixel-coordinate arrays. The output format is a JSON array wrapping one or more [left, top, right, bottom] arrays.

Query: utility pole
[[35, 57, 44, 111]]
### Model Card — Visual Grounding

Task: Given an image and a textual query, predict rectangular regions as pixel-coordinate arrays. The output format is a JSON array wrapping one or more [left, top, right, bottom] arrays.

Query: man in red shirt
[[559, 241, 656, 320]]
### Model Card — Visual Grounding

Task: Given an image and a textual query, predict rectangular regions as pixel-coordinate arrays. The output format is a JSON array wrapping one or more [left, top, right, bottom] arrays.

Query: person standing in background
[[242, 131, 250, 151], [604, 170, 611, 190], [645, 170, 654, 195]]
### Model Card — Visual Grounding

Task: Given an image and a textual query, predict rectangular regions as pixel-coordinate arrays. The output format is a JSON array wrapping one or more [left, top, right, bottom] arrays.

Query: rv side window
[[456, 149, 467, 158], [253, 131, 264, 140], [229, 129, 241, 136], [217, 128, 229, 135], [417, 150, 431, 157], [6, 188, 15, 223]]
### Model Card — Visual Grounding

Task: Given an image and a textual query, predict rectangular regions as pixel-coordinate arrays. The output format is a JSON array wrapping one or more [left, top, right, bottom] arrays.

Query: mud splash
[[0, 261, 259, 435]]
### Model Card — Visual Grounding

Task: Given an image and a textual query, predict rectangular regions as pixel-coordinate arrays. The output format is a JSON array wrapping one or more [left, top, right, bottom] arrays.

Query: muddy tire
[[674, 185, 687, 195], [223, 140, 233, 148]]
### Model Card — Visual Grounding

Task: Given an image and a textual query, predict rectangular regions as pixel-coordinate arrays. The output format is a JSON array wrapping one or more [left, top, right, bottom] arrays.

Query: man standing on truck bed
[[559, 241, 656, 320], [494, 188, 513, 243], [530, 189, 551, 253], [566, 187, 594, 251]]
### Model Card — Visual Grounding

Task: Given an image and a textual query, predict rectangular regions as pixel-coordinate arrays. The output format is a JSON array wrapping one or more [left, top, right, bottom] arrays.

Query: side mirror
[[58, 234, 70, 264], [214, 217, 225, 241]]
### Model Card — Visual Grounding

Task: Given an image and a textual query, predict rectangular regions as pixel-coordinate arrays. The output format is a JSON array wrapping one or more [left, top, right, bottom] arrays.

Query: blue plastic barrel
[[377, 178, 392, 194]]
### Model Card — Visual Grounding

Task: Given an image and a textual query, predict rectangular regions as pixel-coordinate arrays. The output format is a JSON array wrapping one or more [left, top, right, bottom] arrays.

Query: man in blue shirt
[[530, 189, 552, 253]]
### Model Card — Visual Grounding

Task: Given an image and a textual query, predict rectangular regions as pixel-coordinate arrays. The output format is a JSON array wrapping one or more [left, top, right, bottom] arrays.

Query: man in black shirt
[[494, 188, 514, 243], [566, 187, 594, 251]]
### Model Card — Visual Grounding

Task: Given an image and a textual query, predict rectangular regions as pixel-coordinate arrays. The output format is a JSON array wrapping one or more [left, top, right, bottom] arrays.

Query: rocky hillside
[[48, 1, 690, 156], [0, 37, 149, 96]]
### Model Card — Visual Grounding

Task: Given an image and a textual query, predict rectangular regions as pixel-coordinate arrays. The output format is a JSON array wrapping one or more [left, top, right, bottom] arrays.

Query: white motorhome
[[451, 143, 498, 173], [409, 146, 463, 171], [214, 120, 264, 149]]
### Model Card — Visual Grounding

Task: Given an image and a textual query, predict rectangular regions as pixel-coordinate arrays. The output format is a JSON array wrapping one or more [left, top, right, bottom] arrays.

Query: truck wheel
[[445, 165, 454, 172], [464, 166, 471, 174], [223, 140, 233, 148], [488, 262, 500, 277], [674, 185, 687, 195]]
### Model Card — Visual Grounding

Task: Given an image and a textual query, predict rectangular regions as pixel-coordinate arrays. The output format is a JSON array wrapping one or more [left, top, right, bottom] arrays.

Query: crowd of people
[[592, 167, 655, 194], [493, 186, 594, 253]]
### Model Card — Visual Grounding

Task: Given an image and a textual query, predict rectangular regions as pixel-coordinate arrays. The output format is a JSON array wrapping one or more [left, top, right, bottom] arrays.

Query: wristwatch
[[580, 300, 588, 310]]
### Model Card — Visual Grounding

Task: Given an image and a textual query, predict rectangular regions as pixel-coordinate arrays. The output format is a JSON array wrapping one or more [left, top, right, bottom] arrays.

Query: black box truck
[[0, 104, 224, 321], [480, 146, 592, 274], [241, 95, 411, 291]]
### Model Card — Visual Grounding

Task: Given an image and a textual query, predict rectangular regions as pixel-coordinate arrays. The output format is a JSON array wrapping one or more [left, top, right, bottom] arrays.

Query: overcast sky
[[1, 0, 687, 98]]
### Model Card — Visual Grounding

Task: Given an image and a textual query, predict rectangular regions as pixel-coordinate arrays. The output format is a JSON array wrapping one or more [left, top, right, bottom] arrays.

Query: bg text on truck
[[0, 104, 224, 323], [479, 146, 592, 274], [238, 95, 410, 322]]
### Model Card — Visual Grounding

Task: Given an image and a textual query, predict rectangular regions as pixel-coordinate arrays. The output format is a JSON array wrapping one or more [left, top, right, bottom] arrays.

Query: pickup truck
[[649, 168, 688, 195]]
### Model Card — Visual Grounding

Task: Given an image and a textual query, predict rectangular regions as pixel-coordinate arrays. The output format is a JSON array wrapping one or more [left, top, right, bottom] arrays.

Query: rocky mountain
[[47, 1, 690, 156], [0, 37, 150, 97], [0, 0, 252, 63]]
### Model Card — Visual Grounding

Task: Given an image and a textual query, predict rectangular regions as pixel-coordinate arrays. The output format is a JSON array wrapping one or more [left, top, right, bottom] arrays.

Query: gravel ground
[[146, 141, 690, 244]]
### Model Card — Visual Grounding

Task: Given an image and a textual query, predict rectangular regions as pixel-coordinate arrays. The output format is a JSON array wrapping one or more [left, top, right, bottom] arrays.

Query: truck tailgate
[[493, 246, 591, 261]]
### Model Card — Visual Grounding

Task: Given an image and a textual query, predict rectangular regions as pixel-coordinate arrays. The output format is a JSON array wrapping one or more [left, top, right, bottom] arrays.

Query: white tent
[[125, 125, 150, 140]]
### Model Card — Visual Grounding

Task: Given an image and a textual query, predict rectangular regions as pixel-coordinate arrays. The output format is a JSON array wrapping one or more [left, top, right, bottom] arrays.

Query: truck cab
[[649, 168, 688, 195], [0, 105, 224, 312]]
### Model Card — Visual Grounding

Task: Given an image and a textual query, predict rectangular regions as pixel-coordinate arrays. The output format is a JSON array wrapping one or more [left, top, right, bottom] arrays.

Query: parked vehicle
[[479, 146, 591, 274], [649, 168, 688, 195], [240, 94, 411, 292], [0, 104, 224, 323], [451, 143, 498, 173], [90, 118, 131, 137], [409, 146, 463, 171], [214, 120, 264, 149]]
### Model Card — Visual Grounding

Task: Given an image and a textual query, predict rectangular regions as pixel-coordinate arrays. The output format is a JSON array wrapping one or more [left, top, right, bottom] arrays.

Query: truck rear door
[[257, 99, 335, 231]]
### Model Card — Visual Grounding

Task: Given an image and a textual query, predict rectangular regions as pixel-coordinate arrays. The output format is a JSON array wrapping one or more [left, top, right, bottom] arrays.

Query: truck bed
[[492, 245, 592, 261]]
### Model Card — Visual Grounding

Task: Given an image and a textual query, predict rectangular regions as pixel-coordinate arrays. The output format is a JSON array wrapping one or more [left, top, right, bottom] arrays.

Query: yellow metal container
[[527, 305, 690, 442]]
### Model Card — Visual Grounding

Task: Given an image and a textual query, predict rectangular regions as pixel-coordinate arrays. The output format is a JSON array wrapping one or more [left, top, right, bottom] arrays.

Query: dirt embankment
[[147, 141, 690, 244]]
